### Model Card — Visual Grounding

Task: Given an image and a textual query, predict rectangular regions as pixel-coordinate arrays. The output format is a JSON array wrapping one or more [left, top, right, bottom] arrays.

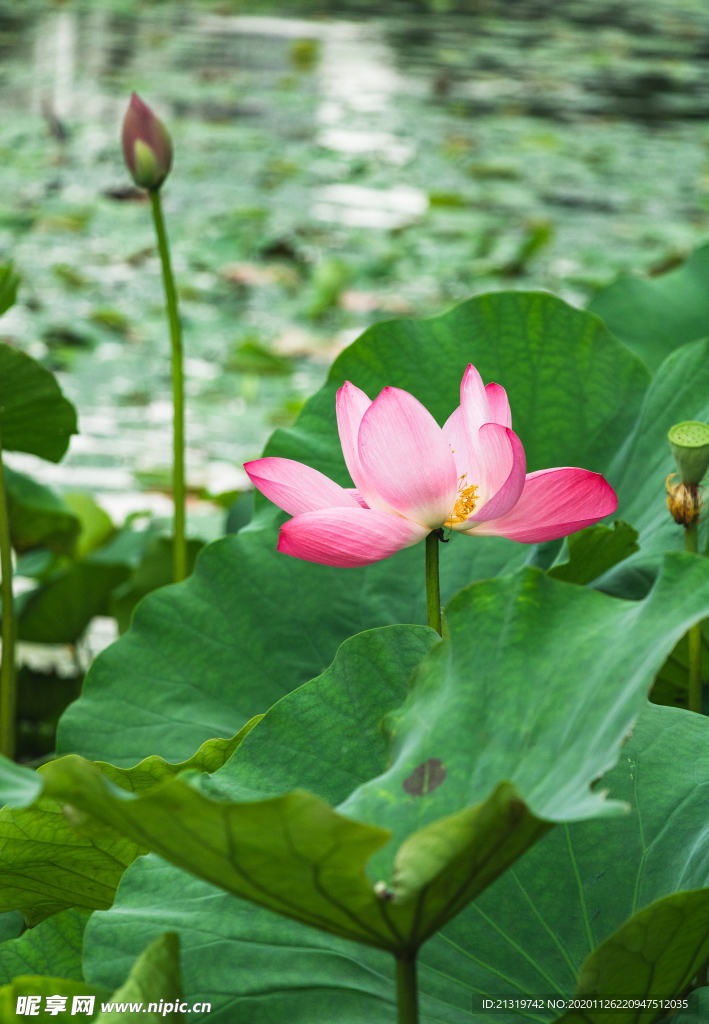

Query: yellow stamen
[[447, 473, 478, 525]]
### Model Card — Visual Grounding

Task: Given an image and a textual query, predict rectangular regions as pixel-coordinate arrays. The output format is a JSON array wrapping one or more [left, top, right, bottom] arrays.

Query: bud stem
[[149, 190, 186, 583], [0, 439, 16, 759], [686, 520, 703, 714]]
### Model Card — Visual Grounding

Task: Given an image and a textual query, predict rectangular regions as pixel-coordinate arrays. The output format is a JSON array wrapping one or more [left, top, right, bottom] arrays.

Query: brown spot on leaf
[[403, 758, 447, 797]]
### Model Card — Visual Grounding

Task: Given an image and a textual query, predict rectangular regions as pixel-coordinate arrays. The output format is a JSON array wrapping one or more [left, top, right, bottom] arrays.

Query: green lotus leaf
[[0, 726, 255, 925], [18, 561, 131, 644], [598, 337, 709, 601], [93, 933, 183, 1023], [0, 977, 106, 1023], [21, 554, 709, 967], [0, 264, 19, 319], [649, 621, 709, 711], [0, 933, 182, 1023], [4, 467, 80, 555], [58, 523, 527, 765], [58, 291, 649, 766], [560, 890, 709, 1024], [675, 989, 709, 1023], [265, 290, 649, 481], [547, 521, 639, 586], [81, 673, 709, 1022], [62, 494, 115, 560], [588, 241, 709, 372], [0, 343, 77, 463], [0, 913, 21, 944], [110, 536, 205, 636], [0, 908, 89, 984]]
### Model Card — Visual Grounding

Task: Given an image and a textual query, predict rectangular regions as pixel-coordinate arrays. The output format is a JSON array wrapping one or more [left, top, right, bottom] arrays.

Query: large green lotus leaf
[[203, 625, 437, 804], [40, 629, 441, 952], [56, 291, 649, 766], [588, 242, 709, 372], [676, 989, 709, 1023], [4, 467, 80, 555], [82, 686, 709, 1022], [83, 626, 436, 1017], [0, 932, 182, 1023], [598, 337, 709, 600], [0, 914, 21, 944], [559, 890, 709, 1024], [94, 933, 183, 1024], [25, 556, 709, 963], [0, 728, 254, 925], [0, 344, 77, 462], [58, 525, 527, 765], [0, 978, 107, 1022], [336, 554, 709, 882], [0, 908, 89, 984], [266, 291, 649, 480]]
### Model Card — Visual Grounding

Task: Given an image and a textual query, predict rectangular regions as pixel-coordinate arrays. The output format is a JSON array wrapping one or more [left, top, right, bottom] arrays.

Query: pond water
[[1, 0, 709, 531]]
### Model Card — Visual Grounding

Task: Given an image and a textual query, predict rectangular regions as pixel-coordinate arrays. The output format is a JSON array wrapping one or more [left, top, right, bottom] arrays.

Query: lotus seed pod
[[668, 421, 709, 485], [121, 92, 173, 191]]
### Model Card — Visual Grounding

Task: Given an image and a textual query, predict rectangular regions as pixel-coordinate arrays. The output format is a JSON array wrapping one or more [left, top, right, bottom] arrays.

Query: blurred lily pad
[[0, 263, 19, 318], [4, 466, 79, 555], [588, 240, 709, 372], [0, 343, 77, 462], [89, 309, 130, 337], [225, 339, 293, 376]]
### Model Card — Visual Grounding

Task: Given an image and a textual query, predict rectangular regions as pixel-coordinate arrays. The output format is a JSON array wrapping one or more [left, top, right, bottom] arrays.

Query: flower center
[[447, 474, 478, 524]]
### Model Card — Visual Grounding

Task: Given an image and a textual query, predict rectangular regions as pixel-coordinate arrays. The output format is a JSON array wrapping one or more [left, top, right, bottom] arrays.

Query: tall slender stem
[[425, 531, 441, 636], [396, 954, 419, 1024], [149, 188, 186, 583], [0, 443, 16, 759], [686, 519, 702, 713]]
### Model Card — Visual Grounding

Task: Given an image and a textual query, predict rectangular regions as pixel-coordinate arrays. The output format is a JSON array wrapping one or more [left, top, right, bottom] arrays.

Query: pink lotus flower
[[244, 364, 618, 568]]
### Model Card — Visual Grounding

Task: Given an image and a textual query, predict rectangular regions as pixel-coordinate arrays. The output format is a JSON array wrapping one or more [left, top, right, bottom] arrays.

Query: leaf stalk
[[396, 952, 419, 1024], [149, 188, 186, 583], [0, 442, 15, 759], [686, 519, 702, 714]]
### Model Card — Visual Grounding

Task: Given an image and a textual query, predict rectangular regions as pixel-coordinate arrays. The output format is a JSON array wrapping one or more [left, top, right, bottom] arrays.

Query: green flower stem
[[0, 443, 15, 759], [686, 519, 703, 714], [396, 954, 419, 1024], [425, 531, 442, 636], [149, 188, 186, 584]]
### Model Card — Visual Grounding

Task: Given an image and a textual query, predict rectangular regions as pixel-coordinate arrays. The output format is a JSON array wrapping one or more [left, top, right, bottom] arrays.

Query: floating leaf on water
[[89, 309, 130, 337], [225, 339, 293, 376]]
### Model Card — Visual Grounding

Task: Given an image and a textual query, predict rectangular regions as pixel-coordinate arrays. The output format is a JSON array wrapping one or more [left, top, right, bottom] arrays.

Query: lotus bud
[[121, 92, 173, 191], [669, 421, 709, 486]]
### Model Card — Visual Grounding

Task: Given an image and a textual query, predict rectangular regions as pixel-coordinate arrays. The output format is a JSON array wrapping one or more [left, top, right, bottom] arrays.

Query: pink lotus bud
[[121, 92, 173, 191]]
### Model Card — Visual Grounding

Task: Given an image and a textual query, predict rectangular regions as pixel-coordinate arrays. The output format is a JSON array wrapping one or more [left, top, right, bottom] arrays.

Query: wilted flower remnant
[[666, 421, 709, 528]]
